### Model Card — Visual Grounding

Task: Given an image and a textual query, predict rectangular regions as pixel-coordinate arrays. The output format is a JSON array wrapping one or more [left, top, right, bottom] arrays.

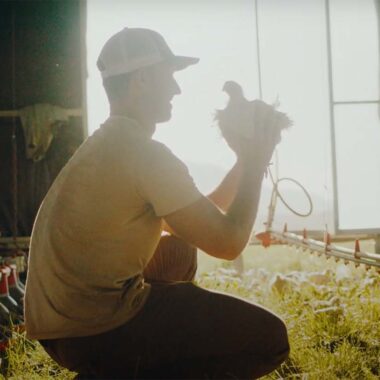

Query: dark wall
[[0, 0, 85, 237], [0, 0, 83, 109]]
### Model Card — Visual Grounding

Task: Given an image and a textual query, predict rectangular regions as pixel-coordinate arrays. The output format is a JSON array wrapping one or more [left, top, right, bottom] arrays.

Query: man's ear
[[132, 67, 151, 91], [127, 70, 145, 100]]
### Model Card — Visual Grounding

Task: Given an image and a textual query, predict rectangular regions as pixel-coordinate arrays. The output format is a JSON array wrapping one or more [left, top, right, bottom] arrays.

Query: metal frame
[[324, 0, 340, 235], [252, 0, 379, 235], [80, 0, 88, 139], [325, 0, 380, 234], [268, 229, 380, 269], [0, 109, 81, 118], [254, 0, 263, 100]]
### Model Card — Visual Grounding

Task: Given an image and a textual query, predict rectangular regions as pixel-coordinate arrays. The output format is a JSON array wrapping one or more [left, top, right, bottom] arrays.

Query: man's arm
[[163, 105, 281, 260], [207, 161, 242, 212], [163, 152, 268, 261], [162, 161, 242, 234]]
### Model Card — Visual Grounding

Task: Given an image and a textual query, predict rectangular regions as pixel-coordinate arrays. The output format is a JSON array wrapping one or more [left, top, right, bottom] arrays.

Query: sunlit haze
[[86, 0, 379, 233]]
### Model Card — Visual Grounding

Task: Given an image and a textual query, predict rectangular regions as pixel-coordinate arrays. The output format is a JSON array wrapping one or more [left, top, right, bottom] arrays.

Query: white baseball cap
[[97, 27, 199, 79]]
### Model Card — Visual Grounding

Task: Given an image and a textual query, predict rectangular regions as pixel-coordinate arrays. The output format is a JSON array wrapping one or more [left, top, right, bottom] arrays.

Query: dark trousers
[[40, 236, 290, 379]]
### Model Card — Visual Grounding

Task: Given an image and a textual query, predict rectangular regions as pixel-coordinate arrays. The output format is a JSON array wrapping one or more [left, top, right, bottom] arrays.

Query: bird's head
[[222, 81, 244, 99]]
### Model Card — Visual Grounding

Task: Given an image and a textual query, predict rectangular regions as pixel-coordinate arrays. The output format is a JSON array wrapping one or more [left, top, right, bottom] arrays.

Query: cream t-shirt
[[24, 116, 202, 339]]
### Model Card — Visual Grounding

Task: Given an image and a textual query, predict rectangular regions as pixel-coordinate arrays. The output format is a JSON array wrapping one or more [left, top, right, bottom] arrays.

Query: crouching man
[[24, 27, 289, 379]]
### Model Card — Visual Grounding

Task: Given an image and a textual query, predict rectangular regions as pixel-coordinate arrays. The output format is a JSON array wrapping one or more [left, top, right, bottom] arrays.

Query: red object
[[354, 240, 361, 259], [255, 231, 272, 248], [0, 268, 23, 320], [324, 232, 331, 252], [0, 268, 10, 296], [0, 339, 8, 352], [7, 265, 17, 287], [7, 265, 24, 304]]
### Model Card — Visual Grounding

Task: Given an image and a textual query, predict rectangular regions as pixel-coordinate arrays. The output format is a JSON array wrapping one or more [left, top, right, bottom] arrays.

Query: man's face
[[140, 62, 181, 124]]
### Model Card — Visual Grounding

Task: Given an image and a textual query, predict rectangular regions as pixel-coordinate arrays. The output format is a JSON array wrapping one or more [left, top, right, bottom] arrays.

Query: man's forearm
[[225, 157, 266, 251], [164, 156, 264, 240], [207, 161, 242, 212], [163, 162, 241, 234]]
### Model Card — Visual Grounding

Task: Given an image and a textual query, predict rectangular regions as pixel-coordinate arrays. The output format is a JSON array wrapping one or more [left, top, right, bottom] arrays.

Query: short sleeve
[[136, 141, 203, 217]]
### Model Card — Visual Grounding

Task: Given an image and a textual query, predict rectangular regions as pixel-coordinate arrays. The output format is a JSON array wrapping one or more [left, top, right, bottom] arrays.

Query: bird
[[215, 80, 292, 141]]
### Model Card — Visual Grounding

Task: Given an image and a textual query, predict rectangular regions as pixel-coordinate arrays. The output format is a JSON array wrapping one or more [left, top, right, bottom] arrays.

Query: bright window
[[86, 0, 379, 233]]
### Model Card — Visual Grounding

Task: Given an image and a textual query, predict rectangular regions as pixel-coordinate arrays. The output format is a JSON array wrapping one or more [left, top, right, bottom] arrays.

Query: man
[[24, 27, 289, 379]]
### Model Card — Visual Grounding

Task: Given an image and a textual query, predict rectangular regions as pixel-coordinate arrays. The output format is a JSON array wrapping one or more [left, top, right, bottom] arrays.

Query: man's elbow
[[207, 237, 247, 261], [221, 242, 246, 261], [200, 220, 250, 260], [222, 224, 250, 260]]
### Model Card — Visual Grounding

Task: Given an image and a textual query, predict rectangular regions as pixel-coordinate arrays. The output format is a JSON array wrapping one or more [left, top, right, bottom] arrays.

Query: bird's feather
[[215, 81, 292, 140]]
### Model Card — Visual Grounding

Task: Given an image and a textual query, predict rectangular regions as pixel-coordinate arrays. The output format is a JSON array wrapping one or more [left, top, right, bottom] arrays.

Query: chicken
[[215, 80, 292, 140]]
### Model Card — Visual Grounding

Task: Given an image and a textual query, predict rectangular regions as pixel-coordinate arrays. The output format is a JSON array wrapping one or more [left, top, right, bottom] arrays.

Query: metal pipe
[[334, 100, 380, 105], [254, 0, 263, 100], [267, 230, 380, 269], [324, 0, 339, 234], [0, 109, 82, 118]]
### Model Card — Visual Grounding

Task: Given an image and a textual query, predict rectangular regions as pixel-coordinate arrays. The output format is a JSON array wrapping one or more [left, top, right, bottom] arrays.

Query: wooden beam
[[0, 109, 82, 118]]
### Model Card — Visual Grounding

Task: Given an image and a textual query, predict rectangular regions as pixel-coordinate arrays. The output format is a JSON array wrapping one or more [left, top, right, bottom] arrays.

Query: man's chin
[[156, 110, 172, 124]]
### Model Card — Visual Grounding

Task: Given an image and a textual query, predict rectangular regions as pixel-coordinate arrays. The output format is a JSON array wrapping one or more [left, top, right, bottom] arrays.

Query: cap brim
[[172, 56, 200, 71]]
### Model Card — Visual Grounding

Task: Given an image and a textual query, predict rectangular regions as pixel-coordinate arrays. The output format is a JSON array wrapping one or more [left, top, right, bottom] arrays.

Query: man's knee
[[247, 309, 290, 363], [267, 316, 290, 366], [275, 345, 290, 366]]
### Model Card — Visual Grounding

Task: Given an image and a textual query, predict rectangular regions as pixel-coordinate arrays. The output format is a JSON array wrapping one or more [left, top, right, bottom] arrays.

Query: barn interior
[[0, 0, 379, 378]]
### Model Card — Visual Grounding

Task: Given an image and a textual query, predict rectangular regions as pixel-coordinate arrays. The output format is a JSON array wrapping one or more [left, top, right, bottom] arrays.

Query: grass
[[3, 241, 380, 379]]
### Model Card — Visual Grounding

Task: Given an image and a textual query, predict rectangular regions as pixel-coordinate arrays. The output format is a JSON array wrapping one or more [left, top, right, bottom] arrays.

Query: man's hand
[[215, 81, 290, 169]]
